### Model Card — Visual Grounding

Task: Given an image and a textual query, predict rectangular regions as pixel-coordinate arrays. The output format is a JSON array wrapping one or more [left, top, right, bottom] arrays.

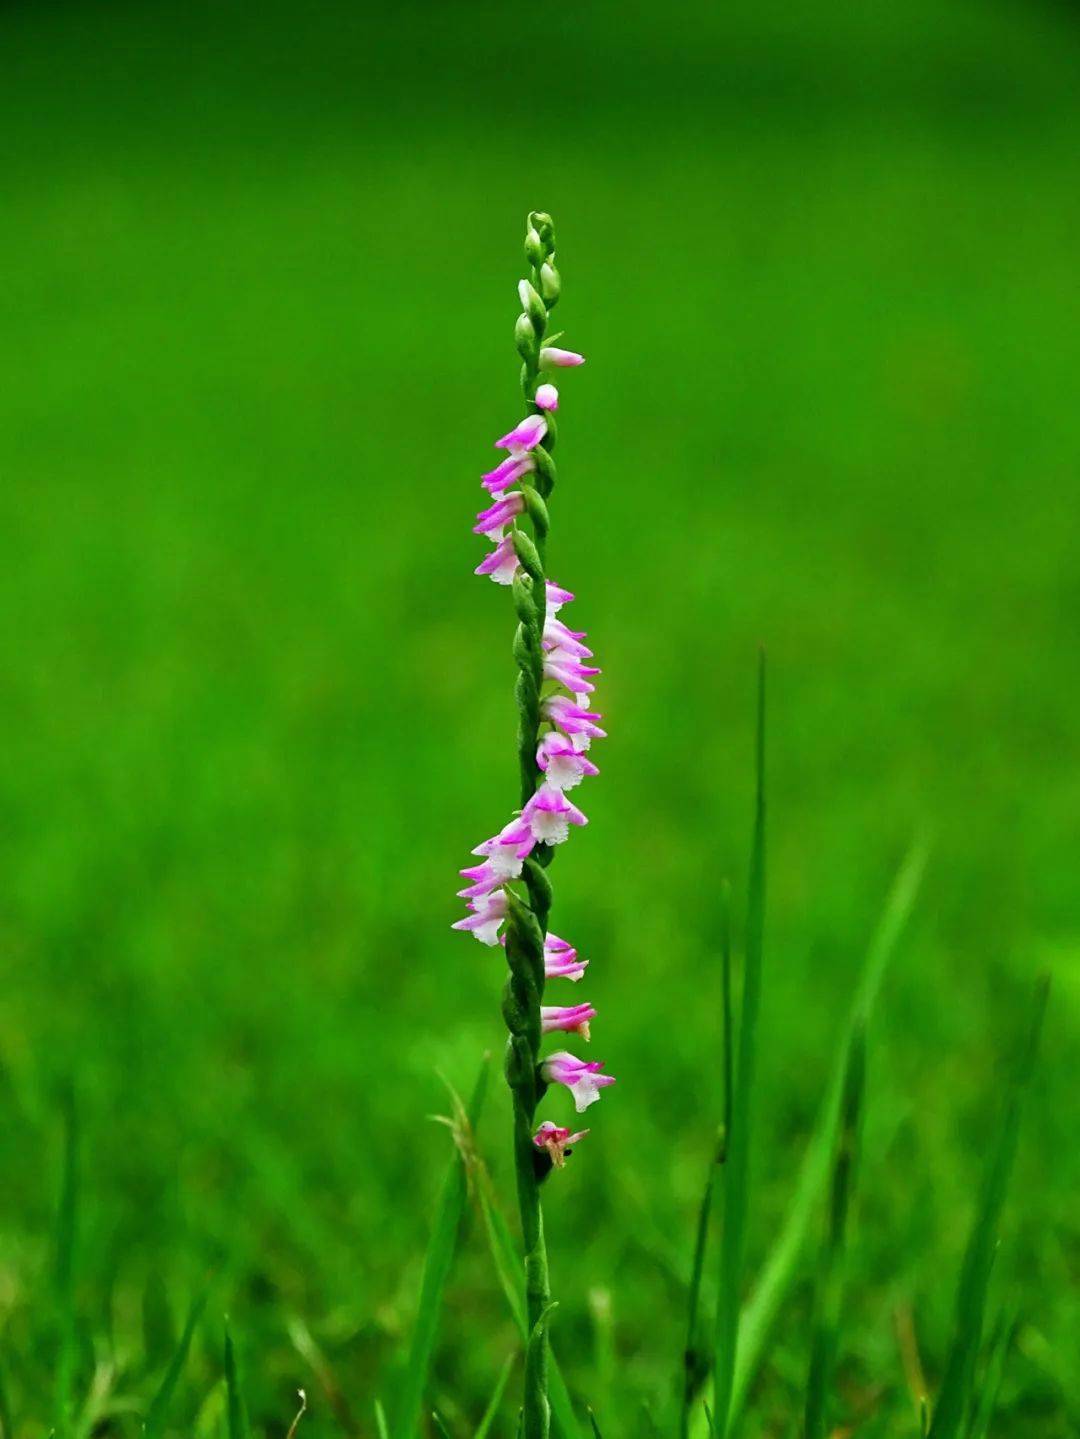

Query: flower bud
[[524, 227, 544, 268], [514, 312, 539, 362], [535, 384, 559, 412], [518, 278, 547, 330], [539, 262, 560, 306], [529, 211, 556, 251]]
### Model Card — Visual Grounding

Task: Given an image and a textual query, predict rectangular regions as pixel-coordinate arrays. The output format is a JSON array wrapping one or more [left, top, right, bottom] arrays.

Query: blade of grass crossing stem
[[712, 653, 767, 1438], [52, 1087, 78, 1439], [928, 980, 1048, 1439], [432, 1413, 453, 1438], [392, 1059, 489, 1439], [144, 1288, 210, 1439], [474, 1353, 515, 1439], [727, 840, 928, 1427], [803, 1025, 865, 1439], [475, 1171, 582, 1439], [680, 881, 732, 1439], [587, 1413, 604, 1439], [224, 1322, 251, 1439], [965, 1309, 1016, 1439]]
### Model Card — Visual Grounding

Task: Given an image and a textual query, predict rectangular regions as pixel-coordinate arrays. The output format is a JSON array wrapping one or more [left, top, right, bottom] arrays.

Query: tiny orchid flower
[[534, 383, 559, 412], [471, 817, 535, 877], [545, 580, 575, 613], [541, 1051, 615, 1112], [533, 1120, 589, 1168], [537, 732, 599, 790], [482, 453, 535, 495], [474, 491, 525, 538], [451, 887, 508, 946], [541, 1002, 597, 1040], [474, 534, 521, 585], [542, 693, 607, 748], [544, 617, 593, 659], [543, 652, 600, 694], [457, 860, 507, 899], [496, 414, 547, 451], [523, 785, 587, 845], [544, 932, 588, 981], [539, 346, 586, 368]]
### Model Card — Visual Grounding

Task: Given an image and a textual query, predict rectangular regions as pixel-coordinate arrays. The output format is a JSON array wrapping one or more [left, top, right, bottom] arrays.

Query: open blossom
[[541, 1051, 615, 1112], [544, 932, 588, 981], [523, 785, 587, 845], [537, 732, 599, 790], [451, 887, 507, 946], [540, 346, 586, 368], [546, 580, 574, 613], [496, 414, 547, 451], [541, 1003, 596, 1040], [482, 452, 535, 495], [474, 491, 525, 538], [544, 616, 592, 659], [533, 1120, 589, 1168], [534, 384, 559, 411], [542, 693, 606, 748], [471, 817, 535, 876], [475, 533, 520, 585], [457, 860, 506, 899], [544, 652, 600, 694]]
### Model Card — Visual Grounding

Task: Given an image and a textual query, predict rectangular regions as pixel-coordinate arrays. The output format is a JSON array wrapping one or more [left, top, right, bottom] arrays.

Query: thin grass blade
[[144, 1287, 210, 1439], [224, 1322, 251, 1439], [803, 1024, 865, 1439], [53, 1086, 79, 1439], [375, 1399, 390, 1439], [727, 838, 928, 1426], [712, 652, 767, 1438], [474, 1353, 515, 1439], [392, 1058, 489, 1439], [928, 979, 1048, 1439], [680, 882, 731, 1439], [432, 1413, 453, 1438], [965, 1308, 1017, 1439]]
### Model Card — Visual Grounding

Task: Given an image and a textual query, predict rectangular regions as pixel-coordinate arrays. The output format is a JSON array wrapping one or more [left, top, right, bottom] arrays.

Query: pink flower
[[544, 616, 593, 659], [544, 932, 588, 981], [474, 534, 520, 585], [535, 384, 559, 412], [541, 1003, 596, 1040], [482, 453, 535, 495], [542, 694, 606, 748], [533, 1120, 590, 1168], [543, 652, 600, 694], [456, 859, 507, 899], [523, 785, 587, 845], [474, 491, 525, 538], [541, 1051, 615, 1112], [537, 732, 599, 790], [545, 580, 575, 613], [496, 415, 547, 451], [540, 347, 586, 368], [470, 818, 535, 877], [451, 888, 508, 946]]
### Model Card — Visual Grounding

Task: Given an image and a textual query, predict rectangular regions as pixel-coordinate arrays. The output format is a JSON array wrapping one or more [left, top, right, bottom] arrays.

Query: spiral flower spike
[[452, 212, 611, 1439]]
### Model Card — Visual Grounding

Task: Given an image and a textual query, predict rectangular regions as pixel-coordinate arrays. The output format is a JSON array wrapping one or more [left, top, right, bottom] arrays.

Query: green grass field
[[1, 0, 1078, 1434]]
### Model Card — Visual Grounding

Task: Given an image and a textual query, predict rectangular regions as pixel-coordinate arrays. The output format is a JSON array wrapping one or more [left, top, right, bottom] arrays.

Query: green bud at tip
[[514, 312, 539, 362], [528, 211, 556, 251], [524, 228, 544, 267]]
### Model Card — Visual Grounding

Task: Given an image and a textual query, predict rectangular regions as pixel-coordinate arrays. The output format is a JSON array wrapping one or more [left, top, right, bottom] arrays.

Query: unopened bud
[[517, 278, 547, 329], [524, 227, 544, 267], [514, 312, 539, 362], [539, 262, 560, 306]]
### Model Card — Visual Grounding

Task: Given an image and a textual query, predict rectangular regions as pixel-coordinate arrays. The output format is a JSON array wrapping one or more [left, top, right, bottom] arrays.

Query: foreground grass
[[0, 0, 1077, 1433]]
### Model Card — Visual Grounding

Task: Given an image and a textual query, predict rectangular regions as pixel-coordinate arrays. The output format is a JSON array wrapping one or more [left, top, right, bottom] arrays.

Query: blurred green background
[[1, 0, 1078, 1433]]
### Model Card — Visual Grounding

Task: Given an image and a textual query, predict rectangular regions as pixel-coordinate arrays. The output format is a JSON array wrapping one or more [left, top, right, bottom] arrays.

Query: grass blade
[[727, 838, 928, 1426], [144, 1287, 210, 1438], [680, 882, 732, 1438], [474, 1353, 515, 1439], [0, 1357, 13, 1439], [587, 1412, 604, 1439], [712, 652, 767, 1437], [224, 1321, 251, 1439], [432, 1413, 453, 1438], [802, 1024, 865, 1439], [474, 1169, 581, 1439], [53, 1086, 79, 1439], [375, 1399, 390, 1439], [966, 1308, 1017, 1439], [928, 979, 1048, 1439], [392, 1058, 489, 1439]]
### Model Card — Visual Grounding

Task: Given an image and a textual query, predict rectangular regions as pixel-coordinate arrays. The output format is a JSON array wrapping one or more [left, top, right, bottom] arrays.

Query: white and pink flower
[[544, 932, 588, 981], [533, 1120, 589, 1168], [523, 785, 587, 846], [534, 384, 559, 412], [541, 1003, 596, 1040], [542, 693, 607, 749], [496, 414, 547, 452], [537, 732, 599, 790], [474, 533, 521, 585], [541, 1051, 615, 1112], [539, 346, 586, 368], [451, 887, 508, 946]]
